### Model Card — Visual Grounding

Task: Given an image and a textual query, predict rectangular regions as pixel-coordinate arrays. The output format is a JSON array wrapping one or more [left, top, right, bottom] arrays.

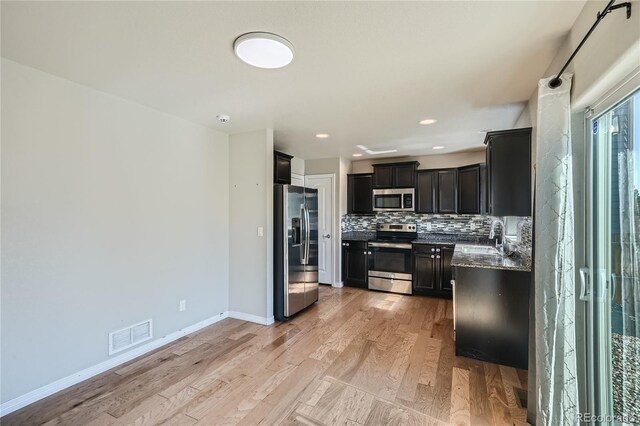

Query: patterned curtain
[[534, 74, 579, 425]]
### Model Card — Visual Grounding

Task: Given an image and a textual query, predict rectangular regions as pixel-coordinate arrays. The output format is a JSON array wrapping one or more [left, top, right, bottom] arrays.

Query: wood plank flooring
[[2, 286, 529, 425]]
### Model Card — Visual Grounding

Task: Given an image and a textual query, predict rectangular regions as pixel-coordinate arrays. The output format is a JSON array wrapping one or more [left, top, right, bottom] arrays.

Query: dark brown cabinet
[[274, 151, 293, 184], [347, 174, 374, 214], [416, 169, 458, 213], [342, 241, 368, 288], [412, 244, 453, 297], [485, 128, 532, 216], [416, 171, 436, 213], [437, 169, 458, 213], [458, 164, 485, 214], [454, 266, 530, 369], [372, 162, 418, 189]]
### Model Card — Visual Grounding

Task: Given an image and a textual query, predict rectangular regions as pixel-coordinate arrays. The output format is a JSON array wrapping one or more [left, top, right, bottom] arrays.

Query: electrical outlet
[[179, 300, 186, 312], [257, 226, 264, 237], [426, 222, 432, 231], [470, 223, 476, 231]]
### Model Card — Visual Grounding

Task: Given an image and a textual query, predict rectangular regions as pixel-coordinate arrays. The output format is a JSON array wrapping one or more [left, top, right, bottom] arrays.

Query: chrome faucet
[[489, 218, 505, 255]]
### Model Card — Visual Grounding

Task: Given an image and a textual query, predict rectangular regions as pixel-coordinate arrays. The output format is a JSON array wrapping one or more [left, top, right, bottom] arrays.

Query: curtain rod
[[548, 0, 632, 89]]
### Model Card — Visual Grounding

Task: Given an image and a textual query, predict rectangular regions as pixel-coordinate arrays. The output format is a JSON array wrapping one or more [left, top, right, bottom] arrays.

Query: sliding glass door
[[587, 81, 640, 424]]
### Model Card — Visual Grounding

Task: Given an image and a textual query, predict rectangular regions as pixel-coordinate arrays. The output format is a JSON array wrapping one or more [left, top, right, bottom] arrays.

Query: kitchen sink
[[459, 245, 500, 255]]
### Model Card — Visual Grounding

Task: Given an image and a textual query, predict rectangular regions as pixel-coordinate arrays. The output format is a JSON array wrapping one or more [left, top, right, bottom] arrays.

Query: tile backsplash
[[342, 212, 494, 236], [342, 213, 533, 260]]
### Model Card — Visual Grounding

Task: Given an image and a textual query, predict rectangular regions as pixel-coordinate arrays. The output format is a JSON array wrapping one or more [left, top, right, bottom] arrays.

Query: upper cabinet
[[416, 169, 458, 213], [415, 171, 436, 213], [372, 162, 419, 188], [485, 128, 532, 216], [457, 164, 488, 214], [437, 169, 458, 213], [347, 173, 374, 214], [274, 151, 293, 184]]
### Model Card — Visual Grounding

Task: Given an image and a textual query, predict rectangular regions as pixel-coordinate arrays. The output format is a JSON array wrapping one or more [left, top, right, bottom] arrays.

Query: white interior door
[[305, 174, 334, 285]]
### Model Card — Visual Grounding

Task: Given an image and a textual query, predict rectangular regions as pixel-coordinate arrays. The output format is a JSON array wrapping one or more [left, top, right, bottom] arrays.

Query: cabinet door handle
[[368, 251, 372, 255], [431, 255, 435, 259], [431, 248, 435, 252], [436, 255, 441, 259], [346, 243, 350, 247], [436, 248, 441, 252]]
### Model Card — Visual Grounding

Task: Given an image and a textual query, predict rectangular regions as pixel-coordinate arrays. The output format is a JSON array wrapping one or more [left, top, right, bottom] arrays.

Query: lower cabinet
[[412, 244, 453, 297], [453, 266, 530, 369], [342, 240, 368, 288]]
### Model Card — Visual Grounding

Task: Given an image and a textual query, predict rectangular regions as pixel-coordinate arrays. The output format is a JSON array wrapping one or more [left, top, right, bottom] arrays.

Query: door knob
[[323, 234, 331, 239]]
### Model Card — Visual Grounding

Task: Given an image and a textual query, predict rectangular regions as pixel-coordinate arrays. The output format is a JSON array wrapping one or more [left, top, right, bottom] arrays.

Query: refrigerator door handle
[[303, 204, 311, 265], [301, 205, 307, 265]]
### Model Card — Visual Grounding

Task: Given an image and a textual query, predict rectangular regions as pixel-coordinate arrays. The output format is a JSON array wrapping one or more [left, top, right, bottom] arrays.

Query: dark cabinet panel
[[437, 169, 458, 213], [480, 164, 488, 215], [393, 163, 416, 188], [439, 246, 454, 291], [372, 162, 418, 189], [274, 151, 293, 184], [416, 171, 436, 213], [342, 241, 368, 288], [372, 165, 393, 189], [454, 266, 530, 369], [347, 174, 373, 214], [412, 244, 452, 297], [458, 165, 480, 214], [413, 250, 438, 294], [485, 128, 532, 216]]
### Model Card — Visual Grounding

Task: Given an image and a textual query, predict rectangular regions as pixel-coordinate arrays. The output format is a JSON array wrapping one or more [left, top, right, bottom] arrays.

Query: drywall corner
[[228, 129, 274, 319]]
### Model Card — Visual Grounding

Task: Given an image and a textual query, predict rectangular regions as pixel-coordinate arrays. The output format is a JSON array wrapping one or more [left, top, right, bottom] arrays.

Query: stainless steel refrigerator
[[274, 185, 318, 321]]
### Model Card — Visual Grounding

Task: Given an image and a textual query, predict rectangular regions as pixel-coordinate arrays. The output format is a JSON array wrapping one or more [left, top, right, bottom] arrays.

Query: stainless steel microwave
[[372, 188, 415, 212]]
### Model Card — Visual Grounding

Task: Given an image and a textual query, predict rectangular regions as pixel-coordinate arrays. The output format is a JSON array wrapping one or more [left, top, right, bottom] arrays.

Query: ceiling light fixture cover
[[420, 119, 437, 125], [352, 153, 363, 157], [234, 32, 294, 69], [432, 146, 445, 150], [315, 133, 329, 139]]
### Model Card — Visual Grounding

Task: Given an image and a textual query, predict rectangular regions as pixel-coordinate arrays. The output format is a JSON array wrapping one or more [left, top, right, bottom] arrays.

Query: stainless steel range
[[367, 223, 417, 295]]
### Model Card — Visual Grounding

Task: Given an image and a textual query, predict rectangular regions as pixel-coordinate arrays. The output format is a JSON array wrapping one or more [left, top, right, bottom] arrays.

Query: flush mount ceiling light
[[356, 144, 398, 155], [315, 133, 329, 139], [352, 153, 363, 157], [234, 32, 294, 69], [432, 146, 445, 150], [419, 119, 437, 125]]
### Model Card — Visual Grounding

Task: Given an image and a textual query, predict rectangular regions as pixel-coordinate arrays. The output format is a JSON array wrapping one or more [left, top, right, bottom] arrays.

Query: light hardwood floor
[[2, 286, 529, 425]]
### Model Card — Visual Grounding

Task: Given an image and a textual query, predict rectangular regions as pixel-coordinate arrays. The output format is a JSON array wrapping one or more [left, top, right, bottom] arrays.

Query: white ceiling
[[1, 1, 585, 160]]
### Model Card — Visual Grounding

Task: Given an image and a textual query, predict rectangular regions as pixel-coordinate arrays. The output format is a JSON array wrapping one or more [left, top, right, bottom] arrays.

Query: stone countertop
[[341, 231, 376, 241], [341, 232, 490, 245], [451, 243, 531, 272]]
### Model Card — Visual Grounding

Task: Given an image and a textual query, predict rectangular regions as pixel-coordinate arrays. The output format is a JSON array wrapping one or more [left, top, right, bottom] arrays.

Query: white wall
[[228, 130, 274, 321], [350, 150, 486, 173], [1, 59, 230, 403], [290, 156, 305, 176]]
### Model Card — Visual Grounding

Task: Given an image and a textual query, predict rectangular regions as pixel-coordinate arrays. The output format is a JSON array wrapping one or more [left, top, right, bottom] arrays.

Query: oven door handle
[[367, 242, 412, 249]]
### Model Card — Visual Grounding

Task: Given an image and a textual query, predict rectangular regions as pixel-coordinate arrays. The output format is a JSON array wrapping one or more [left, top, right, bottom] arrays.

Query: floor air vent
[[109, 319, 153, 355]]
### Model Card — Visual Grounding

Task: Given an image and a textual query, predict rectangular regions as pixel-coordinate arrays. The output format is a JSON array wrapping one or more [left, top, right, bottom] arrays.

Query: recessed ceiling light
[[420, 119, 437, 125], [234, 32, 294, 69], [433, 146, 445, 150], [315, 133, 329, 139], [352, 153, 363, 157]]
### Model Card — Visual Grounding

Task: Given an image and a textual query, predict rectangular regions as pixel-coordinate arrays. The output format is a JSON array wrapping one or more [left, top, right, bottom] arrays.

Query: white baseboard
[[332, 281, 344, 288], [0, 312, 229, 418], [228, 311, 274, 325]]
